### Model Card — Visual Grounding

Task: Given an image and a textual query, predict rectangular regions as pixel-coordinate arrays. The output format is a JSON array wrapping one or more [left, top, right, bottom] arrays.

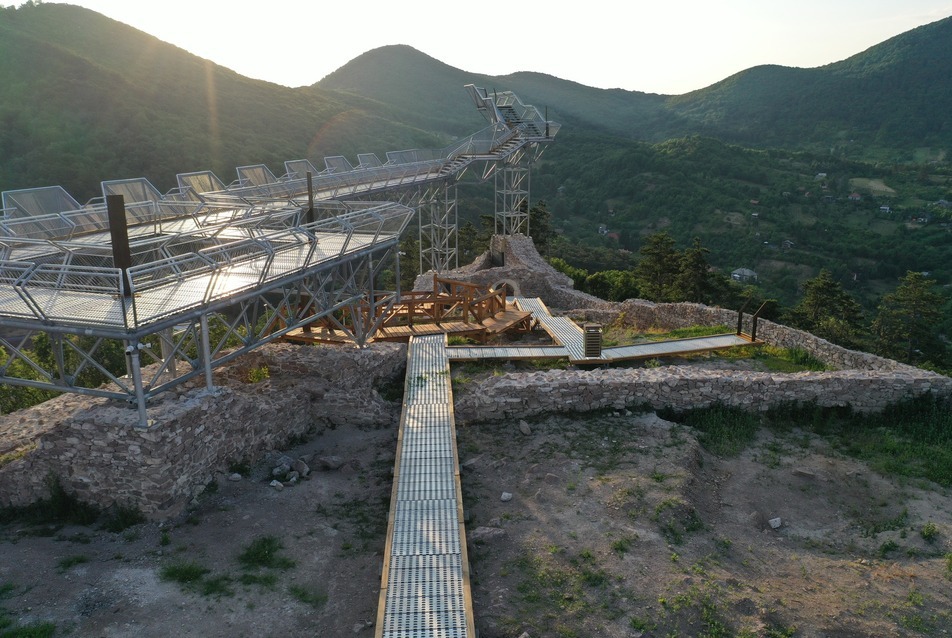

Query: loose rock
[[292, 459, 311, 477], [500, 492, 513, 502], [269, 480, 284, 492], [316, 456, 345, 471], [469, 526, 506, 543]]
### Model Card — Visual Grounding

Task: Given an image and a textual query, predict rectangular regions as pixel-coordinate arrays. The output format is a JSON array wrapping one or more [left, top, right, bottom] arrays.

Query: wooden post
[[107, 194, 133, 297]]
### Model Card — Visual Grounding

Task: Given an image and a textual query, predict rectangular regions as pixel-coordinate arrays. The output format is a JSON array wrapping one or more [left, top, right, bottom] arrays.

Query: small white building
[[731, 268, 759, 283]]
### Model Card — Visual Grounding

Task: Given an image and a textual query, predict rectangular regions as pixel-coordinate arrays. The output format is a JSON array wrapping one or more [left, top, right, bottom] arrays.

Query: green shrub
[[160, 562, 210, 586], [238, 536, 296, 570], [288, 584, 327, 608], [247, 365, 270, 383], [921, 522, 939, 542], [100, 504, 144, 533], [56, 555, 89, 572]]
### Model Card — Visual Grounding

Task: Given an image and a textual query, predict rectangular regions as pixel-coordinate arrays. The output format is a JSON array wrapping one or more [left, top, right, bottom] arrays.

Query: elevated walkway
[[445, 298, 757, 363], [377, 334, 475, 638], [516, 297, 756, 363]]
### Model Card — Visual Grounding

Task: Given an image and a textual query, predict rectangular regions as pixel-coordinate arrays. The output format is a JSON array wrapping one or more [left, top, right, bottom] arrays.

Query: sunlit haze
[[37, 0, 952, 95]]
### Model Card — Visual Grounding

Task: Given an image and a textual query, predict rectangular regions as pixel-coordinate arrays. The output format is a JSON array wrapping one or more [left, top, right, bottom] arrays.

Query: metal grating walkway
[[446, 345, 568, 361], [604, 333, 752, 359], [376, 334, 476, 638]]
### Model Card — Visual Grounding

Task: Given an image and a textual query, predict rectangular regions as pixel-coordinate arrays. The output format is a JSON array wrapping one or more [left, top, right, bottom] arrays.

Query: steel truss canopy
[[0, 84, 559, 425]]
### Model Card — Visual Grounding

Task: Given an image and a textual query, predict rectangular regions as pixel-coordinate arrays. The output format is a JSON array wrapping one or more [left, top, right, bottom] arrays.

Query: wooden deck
[[280, 277, 532, 345]]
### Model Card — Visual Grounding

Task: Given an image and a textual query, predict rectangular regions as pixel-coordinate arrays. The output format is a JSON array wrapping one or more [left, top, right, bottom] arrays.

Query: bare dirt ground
[[2, 379, 952, 637]]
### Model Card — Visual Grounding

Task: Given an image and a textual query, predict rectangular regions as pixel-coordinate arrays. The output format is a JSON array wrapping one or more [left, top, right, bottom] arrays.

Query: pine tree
[[785, 269, 864, 347], [872, 271, 946, 365], [635, 232, 680, 302], [674, 237, 711, 303]]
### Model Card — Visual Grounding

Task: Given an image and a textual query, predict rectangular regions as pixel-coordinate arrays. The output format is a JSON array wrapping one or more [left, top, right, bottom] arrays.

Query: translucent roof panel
[[101, 178, 163, 204], [177, 171, 226, 196], [235, 164, 278, 187], [324, 156, 354, 173], [2, 186, 80, 218]]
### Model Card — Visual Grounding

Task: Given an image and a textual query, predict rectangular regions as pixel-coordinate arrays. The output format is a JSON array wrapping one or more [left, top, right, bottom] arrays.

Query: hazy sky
[[46, 0, 952, 95]]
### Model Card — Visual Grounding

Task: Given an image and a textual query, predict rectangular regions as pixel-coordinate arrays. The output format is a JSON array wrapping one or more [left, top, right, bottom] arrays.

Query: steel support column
[[418, 181, 458, 275], [494, 158, 530, 236]]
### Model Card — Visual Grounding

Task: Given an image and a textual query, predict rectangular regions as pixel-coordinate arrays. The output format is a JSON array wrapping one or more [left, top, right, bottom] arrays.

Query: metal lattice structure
[[494, 161, 530, 236], [0, 85, 559, 426], [418, 182, 458, 274], [0, 193, 411, 426], [466, 85, 555, 237]]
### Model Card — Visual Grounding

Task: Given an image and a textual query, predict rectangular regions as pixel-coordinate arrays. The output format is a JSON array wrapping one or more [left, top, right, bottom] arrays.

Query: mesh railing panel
[[236, 165, 278, 187], [176, 171, 226, 195], [26, 264, 124, 293], [283, 159, 323, 179], [1, 186, 80, 217], [324, 156, 354, 173], [101, 178, 163, 204], [0, 213, 75, 240], [357, 153, 383, 168]]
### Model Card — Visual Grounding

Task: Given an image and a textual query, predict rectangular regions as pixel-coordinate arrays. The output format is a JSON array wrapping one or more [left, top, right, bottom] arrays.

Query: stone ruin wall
[[438, 235, 952, 423], [454, 366, 951, 425], [0, 342, 406, 518]]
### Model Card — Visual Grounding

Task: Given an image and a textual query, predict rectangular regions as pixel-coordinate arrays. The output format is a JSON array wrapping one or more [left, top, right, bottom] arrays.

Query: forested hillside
[[320, 17, 952, 158], [0, 3, 442, 200], [668, 17, 952, 156]]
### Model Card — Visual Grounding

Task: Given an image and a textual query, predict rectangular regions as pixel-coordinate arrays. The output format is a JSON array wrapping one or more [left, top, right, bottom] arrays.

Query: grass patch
[[159, 561, 210, 587], [56, 555, 89, 572], [288, 584, 328, 608], [659, 404, 760, 456], [921, 522, 939, 542], [796, 396, 952, 487], [533, 413, 653, 474], [100, 505, 145, 533], [659, 583, 731, 638], [246, 365, 270, 383], [501, 546, 633, 635], [159, 562, 235, 598], [200, 575, 234, 598], [716, 344, 827, 372], [238, 572, 278, 589], [663, 396, 952, 487], [237, 536, 296, 570], [0, 444, 36, 469], [315, 496, 389, 551], [610, 535, 636, 555], [862, 508, 908, 537], [653, 498, 704, 545], [0, 475, 99, 528], [0, 582, 57, 637]]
